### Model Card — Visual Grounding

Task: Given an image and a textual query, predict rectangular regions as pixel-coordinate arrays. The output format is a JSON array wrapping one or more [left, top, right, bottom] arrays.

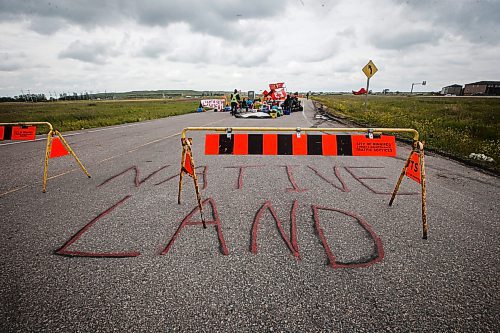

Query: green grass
[[312, 95, 500, 172], [0, 99, 199, 133]]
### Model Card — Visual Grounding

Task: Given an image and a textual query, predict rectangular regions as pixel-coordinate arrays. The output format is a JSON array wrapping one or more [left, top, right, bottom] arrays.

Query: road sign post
[[365, 77, 370, 109], [362, 60, 378, 110]]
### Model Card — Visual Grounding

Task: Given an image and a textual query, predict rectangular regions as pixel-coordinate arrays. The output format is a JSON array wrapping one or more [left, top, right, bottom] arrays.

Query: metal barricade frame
[[177, 127, 428, 239], [0, 121, 91, 192]]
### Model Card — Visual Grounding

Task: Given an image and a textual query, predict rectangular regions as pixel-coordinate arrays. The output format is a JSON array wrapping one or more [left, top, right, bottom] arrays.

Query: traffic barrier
[[178, 127, 428, 239], [205, 133, 396, 156], [0, 122, 91, 192]]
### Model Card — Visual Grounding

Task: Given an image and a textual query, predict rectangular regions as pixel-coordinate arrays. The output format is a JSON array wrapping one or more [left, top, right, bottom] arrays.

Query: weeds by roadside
[[313, 95, 500, 173], [0, 99, 199, 133]]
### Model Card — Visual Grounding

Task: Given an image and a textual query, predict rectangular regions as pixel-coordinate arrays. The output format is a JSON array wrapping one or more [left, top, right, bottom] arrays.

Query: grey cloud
[[28, 16, 67, 35], [0, 63, 22, 71], [139, 43, 167, 59], [395, 0, 500, 44], [59, 40, 118, 64], [337, 28, 356, 38], [0, 0, 287, 39], [0, 52, 26, 71], [0, 1, 123, 33], [373, 29, 441, 50], [239, 50, 269, 68]]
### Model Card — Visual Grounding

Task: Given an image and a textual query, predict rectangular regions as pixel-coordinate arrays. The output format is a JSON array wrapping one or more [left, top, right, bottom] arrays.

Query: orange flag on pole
[[405, 151, 421, 183], [183, 151, 194, 177], [50, 137, 69, 158]]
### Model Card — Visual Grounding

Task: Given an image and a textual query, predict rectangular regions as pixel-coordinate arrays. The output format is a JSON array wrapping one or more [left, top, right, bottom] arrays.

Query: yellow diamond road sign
[[362, 60, 378, 79]]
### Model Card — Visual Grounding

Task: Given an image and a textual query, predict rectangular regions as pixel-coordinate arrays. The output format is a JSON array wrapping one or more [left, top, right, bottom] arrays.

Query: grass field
[[0, 99, 199, 133], [312, 95, 500, 172]]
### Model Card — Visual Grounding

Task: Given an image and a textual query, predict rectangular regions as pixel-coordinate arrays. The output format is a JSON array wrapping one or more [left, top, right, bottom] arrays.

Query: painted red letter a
[[161, 198, 229, 255]]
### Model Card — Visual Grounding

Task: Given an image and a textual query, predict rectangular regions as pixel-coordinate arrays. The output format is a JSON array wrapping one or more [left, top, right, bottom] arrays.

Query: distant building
[[463, 81, 500, 96], [441, 84, 462, 95]]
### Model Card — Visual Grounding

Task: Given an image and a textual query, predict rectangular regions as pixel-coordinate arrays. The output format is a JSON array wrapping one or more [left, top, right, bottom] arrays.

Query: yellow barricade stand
[[177, 126, 428, 239], [0, 122, 91, 192]]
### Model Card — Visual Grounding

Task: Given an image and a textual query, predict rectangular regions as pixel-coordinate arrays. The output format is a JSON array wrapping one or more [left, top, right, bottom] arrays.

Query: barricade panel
[[180, 126, 427, 239], [204, 133, 397, 156]]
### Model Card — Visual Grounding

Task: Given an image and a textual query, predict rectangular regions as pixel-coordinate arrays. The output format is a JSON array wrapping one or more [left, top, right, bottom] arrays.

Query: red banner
[[0, 126, 4, 140], [269, 82, 284, 90]]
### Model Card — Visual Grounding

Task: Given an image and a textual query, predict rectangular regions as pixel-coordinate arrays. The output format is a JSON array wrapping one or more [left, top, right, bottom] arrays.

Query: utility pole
[[411, 81, 427, 94]]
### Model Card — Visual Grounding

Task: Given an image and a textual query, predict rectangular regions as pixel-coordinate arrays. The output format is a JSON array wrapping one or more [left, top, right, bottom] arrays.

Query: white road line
[[301, 99, 314, 126], [0, 114, 197, 147]]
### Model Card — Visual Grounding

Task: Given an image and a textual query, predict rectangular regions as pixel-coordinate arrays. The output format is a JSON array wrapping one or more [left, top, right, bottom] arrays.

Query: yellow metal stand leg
[[187, 139, 206, 228], [55, 130, 91, 178], [389, 143, 416, 206], [419, 142, 428, 239], [178, 138, 206, 228], [42, 130, 53, 193], [178, 143, 186, 204]]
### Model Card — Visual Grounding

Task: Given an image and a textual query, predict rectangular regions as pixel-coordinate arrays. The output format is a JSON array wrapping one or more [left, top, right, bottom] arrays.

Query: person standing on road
[[242, 97, 248, 112], [306, 92, 309, 100], [283, 94, 292, 114], [230, 89, 240, 116]]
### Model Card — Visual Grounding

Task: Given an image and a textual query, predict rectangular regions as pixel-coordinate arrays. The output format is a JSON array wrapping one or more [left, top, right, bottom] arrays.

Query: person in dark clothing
[[242, 98, 248, 112], [230, 89, 240, 116], [283, 94, 292, 114]]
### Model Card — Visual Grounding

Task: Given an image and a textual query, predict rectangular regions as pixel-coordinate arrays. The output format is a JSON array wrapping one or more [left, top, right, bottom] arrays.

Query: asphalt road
[[1, 100, 499, 332]]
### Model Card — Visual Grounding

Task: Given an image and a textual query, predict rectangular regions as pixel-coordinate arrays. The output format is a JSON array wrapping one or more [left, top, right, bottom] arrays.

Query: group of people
[[281, 93, 301, 113], [229, 89, 254, 116], [229, 89, 305, 116]]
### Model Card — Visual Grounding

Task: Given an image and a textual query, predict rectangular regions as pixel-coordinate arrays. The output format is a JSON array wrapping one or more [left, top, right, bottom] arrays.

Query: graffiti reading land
[[55, 163, 419, 269]]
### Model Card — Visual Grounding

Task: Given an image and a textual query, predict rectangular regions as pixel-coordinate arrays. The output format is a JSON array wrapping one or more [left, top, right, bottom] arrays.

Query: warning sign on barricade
[[1, 125, 37, 141], [179, 126, 429, 239], [0, 122, 91, 192], [12, 126, 37, 140], [351, 135, 396, 156]]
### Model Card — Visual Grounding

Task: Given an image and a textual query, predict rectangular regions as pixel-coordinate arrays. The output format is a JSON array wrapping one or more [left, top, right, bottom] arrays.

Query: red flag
[[183, 151, 194, 177], [352, 88, 367, 95], [49, 137, 69, 158]]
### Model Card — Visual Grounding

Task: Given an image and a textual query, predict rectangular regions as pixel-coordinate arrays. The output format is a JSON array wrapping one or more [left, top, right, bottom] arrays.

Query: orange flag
[[182, 151, 194, 177], [405, 151, 421, 184], [50, 137, 69, 158]]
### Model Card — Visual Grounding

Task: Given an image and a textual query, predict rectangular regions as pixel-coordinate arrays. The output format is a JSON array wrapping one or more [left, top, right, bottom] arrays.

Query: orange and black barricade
[[177, 126, 428, 239]]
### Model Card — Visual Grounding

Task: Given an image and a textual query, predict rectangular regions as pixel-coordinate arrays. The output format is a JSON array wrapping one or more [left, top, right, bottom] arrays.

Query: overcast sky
[[1, 0, 499, 96]]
